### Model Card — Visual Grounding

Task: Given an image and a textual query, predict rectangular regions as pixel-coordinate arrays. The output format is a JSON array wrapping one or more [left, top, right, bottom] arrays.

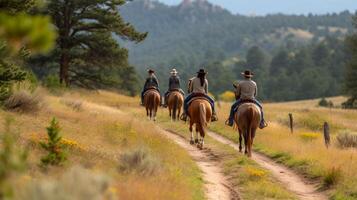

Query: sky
[[158, 0, 357, 15]]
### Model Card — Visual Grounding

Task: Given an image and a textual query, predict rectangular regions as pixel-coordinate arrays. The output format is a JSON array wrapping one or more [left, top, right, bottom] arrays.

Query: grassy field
[[81, 90, 298, 200], [210, 97, 357, 200], [0, 89, 204, 200]]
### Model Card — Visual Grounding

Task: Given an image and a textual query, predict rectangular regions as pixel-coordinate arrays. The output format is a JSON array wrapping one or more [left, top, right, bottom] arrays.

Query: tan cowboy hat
[[170, 68, 178, 75], [241, 70, 254, 78]]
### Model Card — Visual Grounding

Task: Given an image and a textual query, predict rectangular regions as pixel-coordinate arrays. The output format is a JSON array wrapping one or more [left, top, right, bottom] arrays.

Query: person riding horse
[[181, 69, 218, 122], [163, 69, 185, 107], [141, 69, 160, 105], [226, 70, 267, 129]]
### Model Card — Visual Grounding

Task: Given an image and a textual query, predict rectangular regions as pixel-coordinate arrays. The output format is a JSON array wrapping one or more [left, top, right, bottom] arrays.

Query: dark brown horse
[[188, 99, 212, 149], [143, 89, 161, 121], [234, 103, 260, 157], [167, 91, 184, 121]]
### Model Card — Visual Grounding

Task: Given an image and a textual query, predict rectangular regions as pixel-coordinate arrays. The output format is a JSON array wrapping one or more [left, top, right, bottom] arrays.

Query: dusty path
[[82, 101, 238, 200], [160, 129, 240, 200], [207, 131, 328, 200]]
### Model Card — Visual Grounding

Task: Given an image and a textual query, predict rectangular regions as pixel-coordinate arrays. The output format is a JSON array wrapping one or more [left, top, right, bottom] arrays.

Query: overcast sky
[[158, 0, 357, 15]]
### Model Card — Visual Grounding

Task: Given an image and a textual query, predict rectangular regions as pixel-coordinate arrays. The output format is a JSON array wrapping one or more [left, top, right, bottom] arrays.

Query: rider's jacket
[[144, 74, 159, 90], [235, 78, 257, 100], [189, 77, 208, 94], [168, 75, 181, 90]]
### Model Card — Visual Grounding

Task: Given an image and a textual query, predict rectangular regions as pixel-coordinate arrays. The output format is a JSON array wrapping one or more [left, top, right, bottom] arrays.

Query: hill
[[120, 0, 353, 68]]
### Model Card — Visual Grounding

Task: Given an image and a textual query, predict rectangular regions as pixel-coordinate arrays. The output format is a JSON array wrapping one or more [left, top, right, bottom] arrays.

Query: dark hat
[[241, 70, 254, 78], [196, 69, 207, 75], [147, 69, 155, 73]]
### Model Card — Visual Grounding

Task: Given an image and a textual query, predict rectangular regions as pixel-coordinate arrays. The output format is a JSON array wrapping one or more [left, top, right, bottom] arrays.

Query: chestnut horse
[[143, 89, 161, 121], [188, 99, 212, 149], [167, 91, 184, 121], [234, 103, 260, 157]]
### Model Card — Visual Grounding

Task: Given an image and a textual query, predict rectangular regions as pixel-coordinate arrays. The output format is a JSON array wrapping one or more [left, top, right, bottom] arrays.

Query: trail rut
[[207, 131, 328, 200]]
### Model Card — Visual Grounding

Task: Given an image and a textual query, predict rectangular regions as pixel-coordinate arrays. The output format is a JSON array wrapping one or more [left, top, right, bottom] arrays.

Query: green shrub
[[43, 74, 65, 94], [342, 98, 357, 109], [319, 98, 328, 107], [40, 118, 67, 167], [322, 167, 342, 188], [118, 147, 160, 176], [0, 117, 27, 198], [4, 90, 43, 113]]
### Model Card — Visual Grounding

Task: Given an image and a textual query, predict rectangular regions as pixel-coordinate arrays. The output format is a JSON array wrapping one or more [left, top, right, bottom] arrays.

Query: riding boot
[[180, 113, 187, 122], [163, 95, 168, 108], [259, 120, 268, 129]]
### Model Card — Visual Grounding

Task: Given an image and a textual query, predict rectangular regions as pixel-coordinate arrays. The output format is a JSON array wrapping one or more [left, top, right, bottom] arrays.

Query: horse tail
[[198, 103, 206, 137], [152, 93, 158, 113], [246, 107, 254, 155], [172, 94, 178, 120]]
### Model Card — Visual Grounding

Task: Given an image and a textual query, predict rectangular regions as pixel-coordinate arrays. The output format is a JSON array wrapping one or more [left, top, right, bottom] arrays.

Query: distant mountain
[[120, 0, 353, 69]]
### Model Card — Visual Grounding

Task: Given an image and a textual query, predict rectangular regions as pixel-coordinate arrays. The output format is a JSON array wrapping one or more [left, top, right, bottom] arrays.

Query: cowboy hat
[[147, 69, 155, 73], [196, 69, 207, 74], [170, 68, 178, 75], [241, 70, 254, 78]]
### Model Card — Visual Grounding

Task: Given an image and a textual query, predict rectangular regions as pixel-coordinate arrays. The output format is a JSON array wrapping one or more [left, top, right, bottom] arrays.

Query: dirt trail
[[160, 129, 240, 200], [83, 101, 238, 200], [207, 131, 327, 200]]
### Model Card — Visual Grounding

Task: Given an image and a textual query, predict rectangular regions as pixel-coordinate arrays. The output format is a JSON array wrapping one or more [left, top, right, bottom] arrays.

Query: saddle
[[144, 87, 160, 97], [233, 99, 256, 113], [167, 88, 184, 97], [187, 93, 211, 107]]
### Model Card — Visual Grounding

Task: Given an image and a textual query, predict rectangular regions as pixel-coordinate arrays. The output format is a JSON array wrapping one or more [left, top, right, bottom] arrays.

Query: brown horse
[[188, 99, 212, 149], [234, 103, 260, 157], [167, 91, 184, 121], [143, 89, 161, 121]]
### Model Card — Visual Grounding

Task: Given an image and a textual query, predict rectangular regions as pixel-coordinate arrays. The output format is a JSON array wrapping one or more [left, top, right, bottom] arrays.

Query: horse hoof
[[195, 139, 199, 144], [190, 140, 194, 145]]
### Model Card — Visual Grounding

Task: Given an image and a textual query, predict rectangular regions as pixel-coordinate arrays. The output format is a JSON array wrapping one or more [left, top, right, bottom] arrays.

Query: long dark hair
[[197, 73, 205, 87]]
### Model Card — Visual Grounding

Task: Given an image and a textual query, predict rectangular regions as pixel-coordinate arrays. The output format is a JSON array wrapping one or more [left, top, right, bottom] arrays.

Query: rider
[[225, 70, 267, 129], [163, 68, 185, 107], [181, 69, 218, 122], [141, 69, 160, 105]]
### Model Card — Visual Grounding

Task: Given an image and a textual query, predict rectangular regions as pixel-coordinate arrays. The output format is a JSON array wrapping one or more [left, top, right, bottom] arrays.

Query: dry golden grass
[[0, 89, 204, 200], [210, 97, 357, 199]]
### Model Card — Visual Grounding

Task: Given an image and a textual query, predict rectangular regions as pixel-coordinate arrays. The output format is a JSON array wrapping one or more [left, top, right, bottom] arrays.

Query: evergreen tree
[[270, 49, 290, 74], [246, 46, 266, 71], [36, 0, 147, 89], [344, 15, 357, 108]]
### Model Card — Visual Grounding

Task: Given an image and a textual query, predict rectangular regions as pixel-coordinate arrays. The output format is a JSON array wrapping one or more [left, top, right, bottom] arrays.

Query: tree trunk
[[59, 51, 69, 86]]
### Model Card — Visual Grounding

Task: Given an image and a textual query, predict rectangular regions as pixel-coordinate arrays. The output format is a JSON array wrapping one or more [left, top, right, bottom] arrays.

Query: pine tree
[[40, 118, 67, 166], [36, 0, 147, 89], [344, 15, 357, 108]]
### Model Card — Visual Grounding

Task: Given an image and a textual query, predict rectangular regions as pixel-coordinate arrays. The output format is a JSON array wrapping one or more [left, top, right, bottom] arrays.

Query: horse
[[167, 91, 184, 121], [234, 103, 261, 157], [143, 89, 161, 121], [188, 99, 212, 149]]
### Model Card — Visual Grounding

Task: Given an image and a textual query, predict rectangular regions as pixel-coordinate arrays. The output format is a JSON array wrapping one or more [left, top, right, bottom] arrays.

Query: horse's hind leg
[[238, 129, 243, 153], [244, 130, 248, 155], [195, 125, 199, 144], [189, 122, 194, 145]]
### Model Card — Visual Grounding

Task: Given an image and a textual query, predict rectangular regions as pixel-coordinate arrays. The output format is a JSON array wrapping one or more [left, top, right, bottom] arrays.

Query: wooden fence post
[[323, 122, 330, 148], [288, 113, 293, 134]]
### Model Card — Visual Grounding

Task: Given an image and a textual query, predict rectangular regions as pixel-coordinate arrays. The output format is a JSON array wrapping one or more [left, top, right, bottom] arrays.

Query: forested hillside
[[121, 0, 354, 101]]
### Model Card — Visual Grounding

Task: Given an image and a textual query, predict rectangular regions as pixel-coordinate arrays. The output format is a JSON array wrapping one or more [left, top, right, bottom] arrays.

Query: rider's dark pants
[[184, 93, 215, 114], [228, 98, 265, 126]]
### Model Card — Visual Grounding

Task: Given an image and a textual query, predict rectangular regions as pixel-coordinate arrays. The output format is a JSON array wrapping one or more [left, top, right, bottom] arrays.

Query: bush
[[342, 97, 357, 109], [60, 99, 83, 111], [40, 118, 67, 167], [43, 74, 66, 95], [4, 90, 43, 113], [322, 167, 342, 188], [336, 132, 357, 149], [318, 98, 334, 108], [219, 91, 236, 102], [0, 117, 27, 198], [299, 132, 320, 142], [14, 166, 114, 200], [118, 147, 160, 176]]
